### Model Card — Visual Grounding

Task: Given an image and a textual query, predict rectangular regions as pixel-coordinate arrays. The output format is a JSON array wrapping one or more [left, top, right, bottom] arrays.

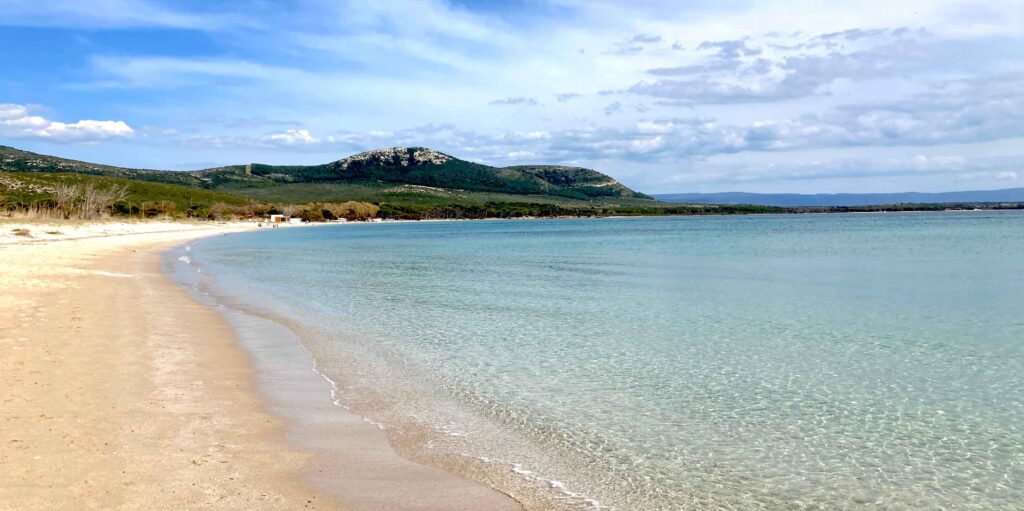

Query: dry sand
[[0, 221, 522, 511]]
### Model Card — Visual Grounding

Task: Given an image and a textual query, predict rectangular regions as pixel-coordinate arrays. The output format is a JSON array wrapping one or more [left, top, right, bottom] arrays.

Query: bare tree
[[79, 183, 129, 219], [52, 182, 82, 219], [280, 204, 298, 217]]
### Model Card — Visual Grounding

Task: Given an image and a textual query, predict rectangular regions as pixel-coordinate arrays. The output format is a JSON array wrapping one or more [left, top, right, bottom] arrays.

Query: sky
[[1, 0, 1023, 194]]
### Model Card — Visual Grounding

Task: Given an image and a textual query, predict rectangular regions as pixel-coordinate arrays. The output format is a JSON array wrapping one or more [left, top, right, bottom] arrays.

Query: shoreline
[[172, 225, 611, 511], [6, 212, 1015, 510], [0, 220, 525, 511], [0, 221, 351, 509], [164, 238, 526, 511], [123, 209, 1018, 511], [152, 213, 1024, 511]]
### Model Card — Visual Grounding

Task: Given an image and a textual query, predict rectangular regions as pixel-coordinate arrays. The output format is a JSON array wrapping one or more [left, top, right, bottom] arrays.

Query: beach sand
[[0, 221, 523, 511]]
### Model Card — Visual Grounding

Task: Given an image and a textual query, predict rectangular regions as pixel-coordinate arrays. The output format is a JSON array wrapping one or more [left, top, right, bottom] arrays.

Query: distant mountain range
[[0, 145, 648, 201], [652, 189, 1024, 206]]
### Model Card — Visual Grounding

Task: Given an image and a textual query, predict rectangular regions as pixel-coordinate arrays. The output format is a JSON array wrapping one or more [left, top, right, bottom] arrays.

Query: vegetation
[[1, 172, 248, 219], [1, 145, 650, 200], [50, 181, 129, 219], [295, 201, 380, 222], [375, 202, 788, 219], [223, 181, 659, 208], [2, 146, 1022, 222]]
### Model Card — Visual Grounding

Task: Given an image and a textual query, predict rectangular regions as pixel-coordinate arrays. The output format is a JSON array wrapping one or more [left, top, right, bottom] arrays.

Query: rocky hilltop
[[338, 147, 454, 168]]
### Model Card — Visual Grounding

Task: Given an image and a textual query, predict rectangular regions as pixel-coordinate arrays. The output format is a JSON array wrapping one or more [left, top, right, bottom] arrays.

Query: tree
[[338, 201, 379, 220], [52, 182, 81, 219], [79, 183, 128, 219], [297, 203, 324, 222], [209, 202, 230, 220]]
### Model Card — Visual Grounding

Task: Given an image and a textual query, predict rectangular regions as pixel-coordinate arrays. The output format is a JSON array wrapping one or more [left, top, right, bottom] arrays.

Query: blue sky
[[1, 0, 1022, 193]]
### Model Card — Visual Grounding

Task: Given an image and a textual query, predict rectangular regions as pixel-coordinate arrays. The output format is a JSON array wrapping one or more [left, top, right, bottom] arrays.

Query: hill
[[0, 145, 649, 202], [6, 144, 1019, 221], [653, 188, 1024, 206], [0, 171, 250, 218]]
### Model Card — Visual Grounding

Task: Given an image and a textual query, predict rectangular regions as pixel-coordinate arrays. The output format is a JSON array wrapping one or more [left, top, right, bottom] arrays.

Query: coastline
[[160, 213, 1024, 511], [165, 230, 527, 511], [0, 220, 352, 509], [173, 223, 613, 511], [7, 213, 1020, 510], [0, 220, 524, 511]]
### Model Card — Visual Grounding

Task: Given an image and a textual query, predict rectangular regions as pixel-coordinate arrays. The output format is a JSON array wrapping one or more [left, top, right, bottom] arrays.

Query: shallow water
[[182, 212, 1024, 510]]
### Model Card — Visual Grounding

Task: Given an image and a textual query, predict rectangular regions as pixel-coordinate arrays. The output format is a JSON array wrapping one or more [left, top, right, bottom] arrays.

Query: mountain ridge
[[0, 145, 649, 201]]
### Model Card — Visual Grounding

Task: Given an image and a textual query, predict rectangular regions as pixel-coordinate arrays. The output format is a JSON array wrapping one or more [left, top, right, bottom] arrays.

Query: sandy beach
[[0, 220, 344, 510], [0, 221, 521, 511]]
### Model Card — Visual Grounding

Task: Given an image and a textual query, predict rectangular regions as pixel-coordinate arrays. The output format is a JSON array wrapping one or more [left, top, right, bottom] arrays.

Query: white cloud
[[0, 103, 134, 143], [263, 129, 320, 146]]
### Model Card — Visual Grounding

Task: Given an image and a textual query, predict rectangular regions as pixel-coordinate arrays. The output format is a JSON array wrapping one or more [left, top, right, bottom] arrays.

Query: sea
[[167, 211, 1024, 510]]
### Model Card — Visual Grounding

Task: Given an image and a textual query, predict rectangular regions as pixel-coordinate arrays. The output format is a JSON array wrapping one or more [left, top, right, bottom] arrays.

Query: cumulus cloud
[[183, 68, 1024, 165], [0, 103, 134, 143], [262, 129, 319, 145], [630, 29, 943, 104], [823, 71, 1024, 146], [625, 72, 1024, 155]]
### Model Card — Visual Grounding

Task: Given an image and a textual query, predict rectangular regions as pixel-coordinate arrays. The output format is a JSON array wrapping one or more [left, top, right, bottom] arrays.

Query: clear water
[[184, 212, 1024, 510]]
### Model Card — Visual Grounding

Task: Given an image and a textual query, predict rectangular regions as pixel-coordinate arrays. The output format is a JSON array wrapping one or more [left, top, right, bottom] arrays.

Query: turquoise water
[[183, 212, 1024, 510]]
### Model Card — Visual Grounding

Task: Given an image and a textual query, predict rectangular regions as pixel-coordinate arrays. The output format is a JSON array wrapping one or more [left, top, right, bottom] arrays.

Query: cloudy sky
[[1, 0, 1022, 193]]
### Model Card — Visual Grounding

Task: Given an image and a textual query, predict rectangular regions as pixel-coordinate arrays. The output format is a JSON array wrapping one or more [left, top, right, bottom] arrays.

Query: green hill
[[0, 145, 650, 202], [8, 145, 1015, 221]]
